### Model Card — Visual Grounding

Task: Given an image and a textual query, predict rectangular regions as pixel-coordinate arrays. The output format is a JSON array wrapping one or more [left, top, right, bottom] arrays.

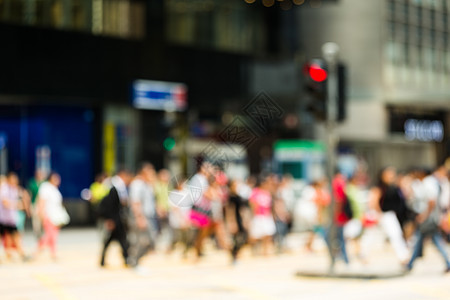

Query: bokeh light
[[262, 0, 275, 8]]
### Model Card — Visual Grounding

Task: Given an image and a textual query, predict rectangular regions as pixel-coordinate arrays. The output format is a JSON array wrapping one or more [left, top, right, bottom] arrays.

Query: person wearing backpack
[[370, 167, 409, 264], [329, 170, 350, 266]]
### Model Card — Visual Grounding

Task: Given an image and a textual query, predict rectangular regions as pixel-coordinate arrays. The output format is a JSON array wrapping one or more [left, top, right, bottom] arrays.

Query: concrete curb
[[295, 269, 407, 280]]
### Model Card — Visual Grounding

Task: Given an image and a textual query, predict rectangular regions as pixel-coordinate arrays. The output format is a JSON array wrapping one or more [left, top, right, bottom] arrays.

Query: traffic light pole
[[322, 42, 340, 273]]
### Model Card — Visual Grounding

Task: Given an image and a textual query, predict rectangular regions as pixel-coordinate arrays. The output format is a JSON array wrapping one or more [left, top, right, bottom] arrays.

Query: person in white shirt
[[35, 172, 69, 260], [407, 165, 450, 273], [127, 162, 158, 269]]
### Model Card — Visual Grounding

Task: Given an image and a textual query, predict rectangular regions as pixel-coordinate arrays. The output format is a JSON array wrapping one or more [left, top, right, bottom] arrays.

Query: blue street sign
[[132, 80, 188, 112]]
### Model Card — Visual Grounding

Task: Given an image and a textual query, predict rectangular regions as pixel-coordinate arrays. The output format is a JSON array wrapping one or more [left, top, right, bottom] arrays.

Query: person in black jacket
[[370, 166, 410, 264], [225, 179, 250, 264], [99, 169, 133, 267]]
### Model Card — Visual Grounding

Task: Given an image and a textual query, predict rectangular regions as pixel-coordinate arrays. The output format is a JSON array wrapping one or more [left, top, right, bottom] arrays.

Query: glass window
[[0, 0, 24, 23], [430, 28, 436, 48], [417, 45, 424, 67], [444, 28, 449, 50], [412, 4, 422, 25], [387, 0, 396, 20], [397, 1, 409, 21], [0, 0, 144, 39], [435, 11, 444, 30], [424, 47, 433, 69], [431, 48, 439, 71], [402, 23, 409, 43], [447, 51, 450, 72], [410, 45, 419, 68], [404, 43, 410, 65], [388, 20, 396, 40], [166, 0, 265, 54], [443, 11, 449, 32], [430, 6, 436, 28], [416, 26, 423, 46]]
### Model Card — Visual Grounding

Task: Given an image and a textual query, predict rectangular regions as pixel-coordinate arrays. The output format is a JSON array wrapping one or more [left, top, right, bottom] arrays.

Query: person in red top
[[333, 171, 349, 226], [329, 170, 349, 265]]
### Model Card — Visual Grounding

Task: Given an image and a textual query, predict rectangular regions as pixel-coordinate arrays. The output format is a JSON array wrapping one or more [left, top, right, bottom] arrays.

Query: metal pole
[[322, 42, 340, 273]]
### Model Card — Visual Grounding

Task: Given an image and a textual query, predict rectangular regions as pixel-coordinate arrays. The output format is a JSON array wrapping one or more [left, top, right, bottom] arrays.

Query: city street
[[3, 1, 450, 299], [1, 228, 450, 300]]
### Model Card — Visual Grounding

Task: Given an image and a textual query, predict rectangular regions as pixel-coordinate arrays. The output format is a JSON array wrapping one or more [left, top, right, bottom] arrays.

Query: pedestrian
[[273, 176, 291, 253], [168, 176, 193, 257], [189, 161, 215, 259], [277, 174, 296, 230], [127, 163, 158, 273], [327, 170, 350, 267], [344, 175, 364, 259], [28, 169, 46, 240], [237, 175, 256, 202], [35, 172, 70, 260], [154, 169, 171, 249], [209, 169, 229, 251], [248, 174, 276, 256], [89, 173, 110, 215], [226, 179, 250, 264], [0, 172, 30, 261], [304, 179, 330, 252], [407, 164, 450, 273], [98, 169, 133, 267], [369, 167, 410, 264]]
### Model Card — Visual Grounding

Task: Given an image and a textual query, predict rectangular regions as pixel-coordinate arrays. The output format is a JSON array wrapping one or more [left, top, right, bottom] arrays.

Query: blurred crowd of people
[[93, 160, 299, 274], [3, 158, 450, 276], [91, 158, 450, 275], [0, 170, 69, 262], [300, 162, 450, 273]]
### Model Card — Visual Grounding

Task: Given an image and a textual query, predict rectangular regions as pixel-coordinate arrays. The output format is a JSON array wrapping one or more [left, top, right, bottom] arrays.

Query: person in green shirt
[[89, 173, 110, 225], [345, 175, 365, 261], [345, 176, 363, 221], [154, 169, 171, 219], [28, 169, 46, 239]]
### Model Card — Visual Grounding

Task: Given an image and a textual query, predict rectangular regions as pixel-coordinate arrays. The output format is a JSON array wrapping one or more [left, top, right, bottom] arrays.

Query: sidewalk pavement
[[1, 227, 450, 300]]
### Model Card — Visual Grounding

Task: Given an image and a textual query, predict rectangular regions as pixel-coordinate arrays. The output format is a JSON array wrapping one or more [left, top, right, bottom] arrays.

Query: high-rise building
[[298, 0, 450, 175]]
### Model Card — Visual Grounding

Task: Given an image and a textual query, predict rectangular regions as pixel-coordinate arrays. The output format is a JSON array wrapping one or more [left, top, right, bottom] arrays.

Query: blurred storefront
[[0, 0, 298, 224], [0, 105, 98, 196]]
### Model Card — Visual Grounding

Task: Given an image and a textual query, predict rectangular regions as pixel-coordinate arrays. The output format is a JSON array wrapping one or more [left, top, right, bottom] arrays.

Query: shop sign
[[404, 119, 444, 142], [132, 80, 187, 112]]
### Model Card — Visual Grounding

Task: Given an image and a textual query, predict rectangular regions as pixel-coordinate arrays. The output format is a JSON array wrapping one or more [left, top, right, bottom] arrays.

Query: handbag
[[189, 199, 212, 228], [52, 204, 71, 226]]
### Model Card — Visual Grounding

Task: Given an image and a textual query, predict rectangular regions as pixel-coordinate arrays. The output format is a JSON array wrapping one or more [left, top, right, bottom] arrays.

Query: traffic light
[[303, 59, 328, 121], [303, 60, 347, 123]]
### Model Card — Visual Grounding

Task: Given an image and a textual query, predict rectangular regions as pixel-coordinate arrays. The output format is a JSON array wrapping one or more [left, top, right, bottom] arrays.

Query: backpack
[[343, 194, 353, 220], [96, 188, 113, 219]]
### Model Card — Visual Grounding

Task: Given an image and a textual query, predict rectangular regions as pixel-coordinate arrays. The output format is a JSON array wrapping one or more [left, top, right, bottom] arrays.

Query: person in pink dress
[[249, 174, 276, 256]]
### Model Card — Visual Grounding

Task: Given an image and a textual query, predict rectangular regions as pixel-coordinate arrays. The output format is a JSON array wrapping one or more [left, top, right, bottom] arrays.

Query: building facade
[[298, 0, 450, 177], [0, 0, 305, 222]]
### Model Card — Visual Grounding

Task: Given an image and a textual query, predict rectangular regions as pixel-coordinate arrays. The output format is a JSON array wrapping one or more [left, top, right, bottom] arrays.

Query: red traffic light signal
[[308, 63, 327, 82]]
